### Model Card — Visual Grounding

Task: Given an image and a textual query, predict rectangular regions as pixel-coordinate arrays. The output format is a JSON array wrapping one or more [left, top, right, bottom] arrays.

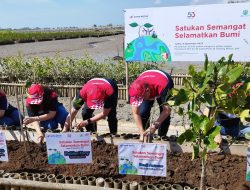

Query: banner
[[118, 143, 166, 177], [247, 146, 250, 181], [124, 3, 250, 62], [45, 132, 92, 164], [0, 132, 8, 162]]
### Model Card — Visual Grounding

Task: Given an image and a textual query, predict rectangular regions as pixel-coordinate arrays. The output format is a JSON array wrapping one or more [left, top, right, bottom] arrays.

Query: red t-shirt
[[135, 70, 169, 99]]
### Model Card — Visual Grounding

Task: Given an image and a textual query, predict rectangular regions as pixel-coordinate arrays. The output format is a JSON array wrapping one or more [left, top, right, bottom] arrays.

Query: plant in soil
[[169, 54, 250, 190]]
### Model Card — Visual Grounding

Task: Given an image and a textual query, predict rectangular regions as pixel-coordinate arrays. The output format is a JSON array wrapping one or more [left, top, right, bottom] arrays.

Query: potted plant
[[169, 54, 250, 189]]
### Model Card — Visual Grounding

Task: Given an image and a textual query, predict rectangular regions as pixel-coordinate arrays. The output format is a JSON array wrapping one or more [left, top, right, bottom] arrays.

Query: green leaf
[[177, 129, 196, 145], [192, 144, 199, 160], [228, 54, 233, 63], [25, 81, 32, 88], [245, 132, 250, 140], [206, 125, 220, 138], [203, 93, 215, 107], [129, 22, 139, 27], [226, 65, 244, 83], [240, 109, 250, 122], [188, 65, 196, 76], [208, 137, 218, 149], [143, 23, 153, 28], [173, 89, 189, 106]]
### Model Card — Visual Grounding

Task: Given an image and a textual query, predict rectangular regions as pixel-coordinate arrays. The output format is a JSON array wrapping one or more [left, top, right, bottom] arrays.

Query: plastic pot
[[73, 176, 80, 184], [155, 184, 165, 189], [19, 172, 28, 180], [87, 176, 96, 186], [65, 176, 73, 184], [55, 174, 65, 183], [39, 174, 48, 182], [139, 181, 147, 190], [122, 180, 130, 190], [47, 174, 56, 183], [130, 181, 138, 190], [96, 177, 104, 187], [164, 183, 172, 190], [114, 178, 122, 189], [19, 172, 28, 190], [206, 187, 217, 190], [32, 173, 40, 181], [184, 186, 191, 190], [26, 173, 33, 180], [172, 184, 183, 190], [0, 170, 5, 177], [80, 176, 88, 185], [104, 178, 114, 188], [147, 184, 156, 190]]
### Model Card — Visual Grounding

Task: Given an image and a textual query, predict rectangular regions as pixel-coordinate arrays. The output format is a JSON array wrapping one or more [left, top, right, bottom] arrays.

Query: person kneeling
[[23, 84, 68, 143]]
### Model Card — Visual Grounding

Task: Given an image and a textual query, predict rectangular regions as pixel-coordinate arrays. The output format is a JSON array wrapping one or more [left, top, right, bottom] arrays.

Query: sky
[[0, 0, 241, 29]]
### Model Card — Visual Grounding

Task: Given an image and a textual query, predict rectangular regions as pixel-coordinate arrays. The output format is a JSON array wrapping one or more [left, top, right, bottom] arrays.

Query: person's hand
[[144, 126, 157, 136], [23, 116, 37, 125], [76, 120, 88, 130], [144, 122, 160, 136]]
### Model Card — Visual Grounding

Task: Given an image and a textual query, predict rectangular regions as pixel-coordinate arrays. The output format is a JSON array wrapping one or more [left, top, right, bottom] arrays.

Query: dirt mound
[[0, 141, 250, 190]]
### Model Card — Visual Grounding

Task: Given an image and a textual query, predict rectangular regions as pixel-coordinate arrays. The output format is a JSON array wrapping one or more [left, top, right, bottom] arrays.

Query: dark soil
[[0, 140, 250, 190]]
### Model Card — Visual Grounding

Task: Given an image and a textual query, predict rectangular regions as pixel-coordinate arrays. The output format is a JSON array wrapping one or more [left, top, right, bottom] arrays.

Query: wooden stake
[[15, 86, 27, 152], [68, 88, 72, 132]]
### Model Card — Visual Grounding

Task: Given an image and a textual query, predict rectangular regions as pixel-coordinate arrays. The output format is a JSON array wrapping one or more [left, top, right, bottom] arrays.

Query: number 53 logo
[[187, 12, 195, 18]]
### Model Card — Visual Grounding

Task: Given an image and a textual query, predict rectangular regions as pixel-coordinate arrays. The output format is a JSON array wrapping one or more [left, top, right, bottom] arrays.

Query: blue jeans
[[0, 109, 22, 127], [139, 71, 173, 137], [40, 105, 68, 130], [218, 123, 250, 137], [139, 99, 171, 137]]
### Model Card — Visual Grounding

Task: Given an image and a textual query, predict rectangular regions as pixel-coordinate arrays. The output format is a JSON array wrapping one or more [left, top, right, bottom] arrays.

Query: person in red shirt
[[0, 90, 22, 127], [62, 78, 118, 134], [129, 70, 174, 140], [23, 84, 68, 142]]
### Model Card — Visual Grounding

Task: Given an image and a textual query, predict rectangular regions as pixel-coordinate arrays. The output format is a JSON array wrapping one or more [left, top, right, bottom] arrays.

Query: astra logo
[[187, 11, 195, 19]]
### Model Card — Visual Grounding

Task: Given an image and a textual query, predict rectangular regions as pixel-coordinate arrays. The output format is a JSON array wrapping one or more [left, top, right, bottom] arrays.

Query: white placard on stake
[[124, 2, 250, 62], [118, 143, 167, 177], [0, 132, 8, 162], [45, 132, 92, 164]]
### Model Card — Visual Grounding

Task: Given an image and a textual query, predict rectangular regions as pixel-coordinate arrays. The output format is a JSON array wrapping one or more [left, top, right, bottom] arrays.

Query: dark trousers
[[139, 98, 170, 137], [81, 79, 118, 134]]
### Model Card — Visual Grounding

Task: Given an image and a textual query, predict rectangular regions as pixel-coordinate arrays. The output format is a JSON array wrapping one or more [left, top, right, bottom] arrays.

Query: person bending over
[[129, 69, 174, 141], [62, 78, 118, 134]]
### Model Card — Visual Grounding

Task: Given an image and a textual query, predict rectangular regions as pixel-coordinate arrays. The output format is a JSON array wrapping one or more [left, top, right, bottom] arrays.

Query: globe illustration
[[125, 36, 171, 62], [48, 152, 66, 164]]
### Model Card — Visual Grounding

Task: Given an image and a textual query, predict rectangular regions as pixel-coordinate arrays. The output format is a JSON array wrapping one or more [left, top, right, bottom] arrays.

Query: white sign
[[124, 3, 250, 62], [45, 132, 92, 164], [247, 146, 250, 181], [118, 143, 166, 177], [0, 132, 8, 162]]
